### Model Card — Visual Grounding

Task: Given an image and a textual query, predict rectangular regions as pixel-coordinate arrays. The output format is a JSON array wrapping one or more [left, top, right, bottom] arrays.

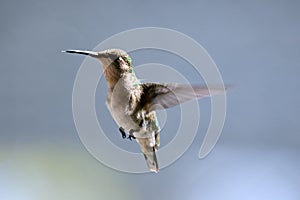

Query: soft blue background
[[1, 0, 299, 199]]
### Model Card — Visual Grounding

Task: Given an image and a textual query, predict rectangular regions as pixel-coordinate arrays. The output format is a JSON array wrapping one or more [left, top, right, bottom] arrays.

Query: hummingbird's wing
[[141, 83, 227, 111]]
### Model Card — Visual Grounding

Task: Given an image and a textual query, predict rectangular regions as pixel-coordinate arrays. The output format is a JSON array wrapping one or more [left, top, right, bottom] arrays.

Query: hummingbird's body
[[106, 69, 160, 171], [104, 56, 160, 171], [64, 49, 226, 172]]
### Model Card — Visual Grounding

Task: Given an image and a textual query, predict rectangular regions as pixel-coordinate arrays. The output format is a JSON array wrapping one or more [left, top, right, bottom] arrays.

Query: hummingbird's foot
[[119, 127, 126, 139], [128, 129, 136, 140], [127, 135, 136, 140]]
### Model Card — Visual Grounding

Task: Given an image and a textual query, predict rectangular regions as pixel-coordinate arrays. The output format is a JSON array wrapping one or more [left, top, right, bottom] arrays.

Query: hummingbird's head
[[97, 49, 133, 71], [63, 48, 135, 87], [63, 48, 133, 72]]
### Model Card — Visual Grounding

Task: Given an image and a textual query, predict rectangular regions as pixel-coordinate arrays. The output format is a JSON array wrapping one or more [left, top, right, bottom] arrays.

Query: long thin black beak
[[62, 49, 99, 57]]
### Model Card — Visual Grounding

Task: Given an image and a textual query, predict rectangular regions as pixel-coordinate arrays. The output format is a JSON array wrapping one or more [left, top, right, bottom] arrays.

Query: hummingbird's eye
[[117, 57, 132, 71], [124, 55, 132, 66], [116, 56, 125, 65], [122, 56, 130, 66]]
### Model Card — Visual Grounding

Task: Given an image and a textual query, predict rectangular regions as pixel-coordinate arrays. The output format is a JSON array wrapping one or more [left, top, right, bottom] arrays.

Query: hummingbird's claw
[[128, 129, 136, 140], [119, 127, 126, 139], [127, 135, 136, 140]]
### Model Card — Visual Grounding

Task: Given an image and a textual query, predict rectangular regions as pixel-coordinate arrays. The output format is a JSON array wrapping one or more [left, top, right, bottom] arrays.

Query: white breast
[[106, 75, 139, 131]]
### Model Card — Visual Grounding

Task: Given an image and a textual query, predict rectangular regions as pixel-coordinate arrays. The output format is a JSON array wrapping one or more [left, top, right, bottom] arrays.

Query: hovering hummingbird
[[63, 49, 226, 173]]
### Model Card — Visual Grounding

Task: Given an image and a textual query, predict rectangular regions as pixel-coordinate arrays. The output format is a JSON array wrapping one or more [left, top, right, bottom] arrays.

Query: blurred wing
[[141, 83, 227, 111]]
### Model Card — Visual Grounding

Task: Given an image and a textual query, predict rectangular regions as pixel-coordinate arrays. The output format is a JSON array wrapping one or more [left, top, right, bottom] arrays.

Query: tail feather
[[143, 148, 159, 173], [136, 137, 159, 173]]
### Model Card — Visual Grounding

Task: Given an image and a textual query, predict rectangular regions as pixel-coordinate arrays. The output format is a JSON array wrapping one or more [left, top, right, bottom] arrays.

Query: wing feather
[[140, 83, 227, 111]]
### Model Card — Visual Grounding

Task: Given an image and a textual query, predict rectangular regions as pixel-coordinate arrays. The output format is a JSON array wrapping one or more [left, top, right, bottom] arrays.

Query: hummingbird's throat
[[103, 65, 122, 90]]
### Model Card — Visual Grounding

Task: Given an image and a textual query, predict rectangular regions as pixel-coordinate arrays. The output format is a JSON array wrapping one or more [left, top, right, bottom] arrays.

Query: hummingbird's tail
[[136, 137, 159, 173], [143, 148, 159, 173]]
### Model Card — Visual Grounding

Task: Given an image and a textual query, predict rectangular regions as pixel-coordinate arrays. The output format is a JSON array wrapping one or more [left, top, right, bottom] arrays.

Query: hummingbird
[[63, 49, 226, 173]]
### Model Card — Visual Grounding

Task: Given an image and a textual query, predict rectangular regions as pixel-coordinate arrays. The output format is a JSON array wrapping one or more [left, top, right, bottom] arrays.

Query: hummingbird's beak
[[62, 49, 100, 58]]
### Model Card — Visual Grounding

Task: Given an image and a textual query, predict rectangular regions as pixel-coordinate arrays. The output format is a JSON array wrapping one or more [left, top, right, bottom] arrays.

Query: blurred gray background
[[1, 0, 300, 199]]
